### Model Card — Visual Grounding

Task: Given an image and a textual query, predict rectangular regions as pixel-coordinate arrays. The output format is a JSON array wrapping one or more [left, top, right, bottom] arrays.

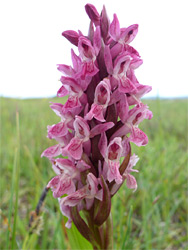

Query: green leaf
[[70, 206, 94, 248], [67, 219, 93, 250]]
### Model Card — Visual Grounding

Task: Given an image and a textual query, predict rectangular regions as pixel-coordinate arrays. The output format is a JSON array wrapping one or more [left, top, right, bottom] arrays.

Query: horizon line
[[1, 95, 188, 100]]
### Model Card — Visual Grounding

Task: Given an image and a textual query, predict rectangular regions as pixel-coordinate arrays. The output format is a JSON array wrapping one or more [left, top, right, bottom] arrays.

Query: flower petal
[[94, 79, 111, 106], [55, 158, 76, 174], [59, 202, 72, 228], [109, 14, 120, 41], [85, 104, 105, 122], [41, 144, 62, 158], [47, 175, 76, 198], [118, 77, 137, 94], [113, 53, 130, 76], [63, 96, 82, 115], [57, 85, 69, 97], [98, 132, 108, 159], [50, 102, 64, 117], [93, 26, 101, 55], [85, 3, 100, 26], [100, 5, 110, 42], [120, 24, 138, 44], [126, 174, 137, 191], [90, 122, 114, 138], [104, 45, 113, 75], [117, 94, 129, 123], [71, 49, 82, 72], [57, 64, 75, 76], [62, 30, 79, 46], [62, 187, 87, 207], [76, 160, 91, 171], [74, 116, 90, 139], [66, 137, 83, 160], [107, 161, 122, 184], [86, 173, 98, 196], [129, 127, 148, 146], [78, 36, 96, 61], [130, 58, 143, 69], [47, 122, 68, 139], [60, 76, 80, 93]]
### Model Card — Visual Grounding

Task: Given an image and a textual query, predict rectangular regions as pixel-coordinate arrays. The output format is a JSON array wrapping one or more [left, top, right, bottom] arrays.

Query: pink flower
[[47, 122, 68, 139], [60, 173, 100, 209], [59, 202, 72, 229], [110, 154, 139, 195], [41, 144, 63, 158], [78, 37, 96, 61], [42, 4, 152, 235], [63, 95, 83, 115], [47, 175, 75, 198], [112, 53, 137, 93], [76, 36, 100, 82], [47, 158, 90, 198], [109, 14, 139, 59], [123, 154, 139, 191], [99, 133, 129, 184], [85, 78, 111, 122], [111, 103, 152, 146], [104, 137, 123, 184], [63, 116, 114, 160]]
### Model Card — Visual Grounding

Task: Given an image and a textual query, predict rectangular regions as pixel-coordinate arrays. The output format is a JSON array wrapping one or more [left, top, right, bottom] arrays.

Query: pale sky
[[0, 0, 187, 98]]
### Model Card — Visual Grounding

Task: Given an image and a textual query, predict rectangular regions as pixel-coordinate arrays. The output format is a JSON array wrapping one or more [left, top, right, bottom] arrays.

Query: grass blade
[[11, 111, 21, 249], [121, 205, 133, 249], [5, 148, 18, 249]]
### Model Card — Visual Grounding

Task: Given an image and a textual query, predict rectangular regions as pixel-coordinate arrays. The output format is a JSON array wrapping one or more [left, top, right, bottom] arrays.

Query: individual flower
[[123, 154, 139, 191], [99, 133, 129, 184], [60, 173, 100, 208], [63, 115, 114, 159], [47, 158, 90, 198], [85, 78, 111, 122]]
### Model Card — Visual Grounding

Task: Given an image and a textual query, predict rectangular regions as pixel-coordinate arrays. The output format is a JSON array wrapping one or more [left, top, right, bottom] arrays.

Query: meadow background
[[0, 96, 187, 250]]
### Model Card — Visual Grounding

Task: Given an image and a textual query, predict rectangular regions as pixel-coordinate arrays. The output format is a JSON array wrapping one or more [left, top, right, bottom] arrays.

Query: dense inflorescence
[[42, 3, 152, 234]]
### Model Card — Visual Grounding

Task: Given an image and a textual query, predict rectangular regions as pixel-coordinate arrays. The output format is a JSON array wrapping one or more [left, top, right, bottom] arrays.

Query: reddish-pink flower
[[42, 4, 152, 239]]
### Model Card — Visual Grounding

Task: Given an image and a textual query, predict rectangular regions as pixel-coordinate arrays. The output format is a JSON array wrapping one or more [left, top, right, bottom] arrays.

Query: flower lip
[[108, 143, 120, 160], [97, 86, 108, 105], [94, 79, 111, 107], [78, 37, 96, 61], [82, 43, 93, 59], [119, 24, 139, 44], [74, 116, 90, 139]]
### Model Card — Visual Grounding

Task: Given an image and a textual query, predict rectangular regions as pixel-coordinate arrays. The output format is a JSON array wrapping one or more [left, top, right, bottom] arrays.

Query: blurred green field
[[0, 97, 187, 250]]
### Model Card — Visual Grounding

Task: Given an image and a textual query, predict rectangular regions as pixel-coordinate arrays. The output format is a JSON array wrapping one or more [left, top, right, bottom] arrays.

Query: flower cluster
[[42, 3, 152, 243]]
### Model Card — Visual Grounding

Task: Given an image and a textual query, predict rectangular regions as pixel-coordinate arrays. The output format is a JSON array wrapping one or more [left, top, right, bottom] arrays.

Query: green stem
[[84, 210, 113, 250], [84, 210, 102, 249], [103, 212, 113, 250]]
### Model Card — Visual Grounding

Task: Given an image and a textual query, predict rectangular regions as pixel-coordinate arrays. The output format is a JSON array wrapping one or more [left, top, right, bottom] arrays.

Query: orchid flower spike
[[41, 3, 152, 249]]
